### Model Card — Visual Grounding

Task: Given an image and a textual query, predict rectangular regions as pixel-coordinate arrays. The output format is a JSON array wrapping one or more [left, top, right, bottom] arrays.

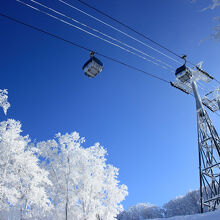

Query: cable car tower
[[171, 58, 220, 212]]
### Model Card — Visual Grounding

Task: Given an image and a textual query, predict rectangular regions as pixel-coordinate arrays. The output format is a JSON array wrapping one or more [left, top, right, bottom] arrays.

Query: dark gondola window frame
[[82, 57, 103, 71]]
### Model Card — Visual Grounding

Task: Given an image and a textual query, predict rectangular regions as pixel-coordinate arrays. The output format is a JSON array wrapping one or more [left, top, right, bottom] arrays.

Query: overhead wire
[[57, 0, 182, 65], [0, 12, 170, 84], [75, 0, 220, 85], [18, 0, 220, 84], [26, 0, 175, 70], [63, 0, 220, 85], [16, 0, 173, 70], [4, 1, 220, 119], [1, 12, 220, 118], [76, 0, 183, 60]]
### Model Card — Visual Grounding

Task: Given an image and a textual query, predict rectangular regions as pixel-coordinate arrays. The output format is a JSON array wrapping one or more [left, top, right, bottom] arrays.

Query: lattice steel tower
[[171, 62, 220, 212]]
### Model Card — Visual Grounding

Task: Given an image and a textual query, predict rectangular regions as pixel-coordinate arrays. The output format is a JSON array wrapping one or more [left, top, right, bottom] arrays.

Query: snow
[[152, 209, 220, 220], [0, 89, 128, 219], [37, 134, 128, 219], [0, 89, 10, 115], [202, 0, 220, 11]]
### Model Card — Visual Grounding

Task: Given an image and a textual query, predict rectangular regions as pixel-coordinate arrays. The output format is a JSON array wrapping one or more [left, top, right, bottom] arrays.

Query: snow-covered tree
[[202, 0, 220, 11], [163, 190, 201, 218], [0, 119, 52, 219], [0, 89, 10, 115], [37, 132, 128, 220], [191, 0, 220, 39], [202, 0, 220, 39], [0, 89, 127, 219], [117, 203, 164, 220]]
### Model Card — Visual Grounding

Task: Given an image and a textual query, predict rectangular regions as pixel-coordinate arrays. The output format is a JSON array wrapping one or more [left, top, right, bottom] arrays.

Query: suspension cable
[[57, 0, 182, 65], [27, 0, 175, 70], [1, 12, 220, 118], [76, 0, 183, 59], [76, 0, 220, 85], [16, 0, 173, 70], [0, 12, 170, 84]]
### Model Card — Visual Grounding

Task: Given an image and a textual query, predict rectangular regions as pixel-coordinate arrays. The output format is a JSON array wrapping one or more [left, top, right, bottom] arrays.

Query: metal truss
[[197, 107, 220, 211], [171, 66, 220, 213], [192, 81, 220, 212]]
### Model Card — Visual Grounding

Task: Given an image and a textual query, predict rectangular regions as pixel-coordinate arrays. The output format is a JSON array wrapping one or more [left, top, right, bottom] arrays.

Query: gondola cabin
[[82, 55, 104, 78], [175, 64, 192, 83]]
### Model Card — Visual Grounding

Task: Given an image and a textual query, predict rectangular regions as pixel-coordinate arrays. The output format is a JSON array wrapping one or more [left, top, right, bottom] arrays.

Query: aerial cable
[[19, 0, 220, 84], [57, 0, 182, 65], [16, 0, 171, 70], [27, 0, 175, 70], [76, 0, 220, 85], [76, 0, 183, 60], [0, 12, 170, 84], [1, 12, 220, 118], [16, 0, 165, 69]]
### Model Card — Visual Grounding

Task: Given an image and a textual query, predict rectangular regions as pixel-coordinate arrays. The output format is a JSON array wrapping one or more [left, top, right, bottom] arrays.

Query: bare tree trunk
[[96, 214, 101, 220], [20, 207, 22, 220], [65, 156, 70, 220], [65, 200, 68, 220]]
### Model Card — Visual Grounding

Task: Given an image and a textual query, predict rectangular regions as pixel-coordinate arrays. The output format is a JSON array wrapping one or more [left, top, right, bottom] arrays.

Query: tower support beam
[[192, 81, 220, 212]]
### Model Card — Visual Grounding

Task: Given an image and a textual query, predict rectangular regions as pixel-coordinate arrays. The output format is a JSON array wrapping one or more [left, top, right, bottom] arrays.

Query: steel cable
[[1, 12, 220, 117], [16, 0, 172, 69], [27, 0, 176, 70], [76, 0, 183, 59], [0, 12, 170, 84], [57, 0, 182, 65], [75, 0, 220, 85]]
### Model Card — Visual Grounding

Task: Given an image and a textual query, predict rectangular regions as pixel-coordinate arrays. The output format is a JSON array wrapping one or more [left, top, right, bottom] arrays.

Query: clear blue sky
[[1, 0, 220, 209]]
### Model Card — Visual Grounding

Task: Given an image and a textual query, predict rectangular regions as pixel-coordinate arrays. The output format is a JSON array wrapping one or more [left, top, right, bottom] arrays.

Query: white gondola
[[82, 52, 104, 78], [175, 64, 192, 83]]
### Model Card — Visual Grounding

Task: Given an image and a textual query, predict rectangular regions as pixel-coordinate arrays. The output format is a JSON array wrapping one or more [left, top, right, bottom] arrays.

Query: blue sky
[[1, 0, 220, 209]]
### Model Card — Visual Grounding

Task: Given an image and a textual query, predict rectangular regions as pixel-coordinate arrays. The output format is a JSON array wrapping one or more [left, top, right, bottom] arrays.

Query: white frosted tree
[[37, 132, 128, 220], [0, 89, 10, 115], [202, 0, 220, 11], [0, 119, 52, 220], [192, 0, 220, 39], [163, 190, 201, 217], [202, 0, 220, 39], [117, 203, 164, 220]]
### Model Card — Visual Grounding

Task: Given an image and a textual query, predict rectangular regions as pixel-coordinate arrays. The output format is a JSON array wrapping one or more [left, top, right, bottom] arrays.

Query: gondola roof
[[82, 56, 103, 70]]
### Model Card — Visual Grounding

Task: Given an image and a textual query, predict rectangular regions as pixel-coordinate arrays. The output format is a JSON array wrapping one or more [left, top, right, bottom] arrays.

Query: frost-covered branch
[[212, 16, 220, 40], [0, 89, 10, 115], [204, 1, 220, 40], [201, 0, 220, 11], [0, 91, 127, 219], [0, 119, 53, 219], [192, 0, 220, 40], [37, 133, 128, 220]]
